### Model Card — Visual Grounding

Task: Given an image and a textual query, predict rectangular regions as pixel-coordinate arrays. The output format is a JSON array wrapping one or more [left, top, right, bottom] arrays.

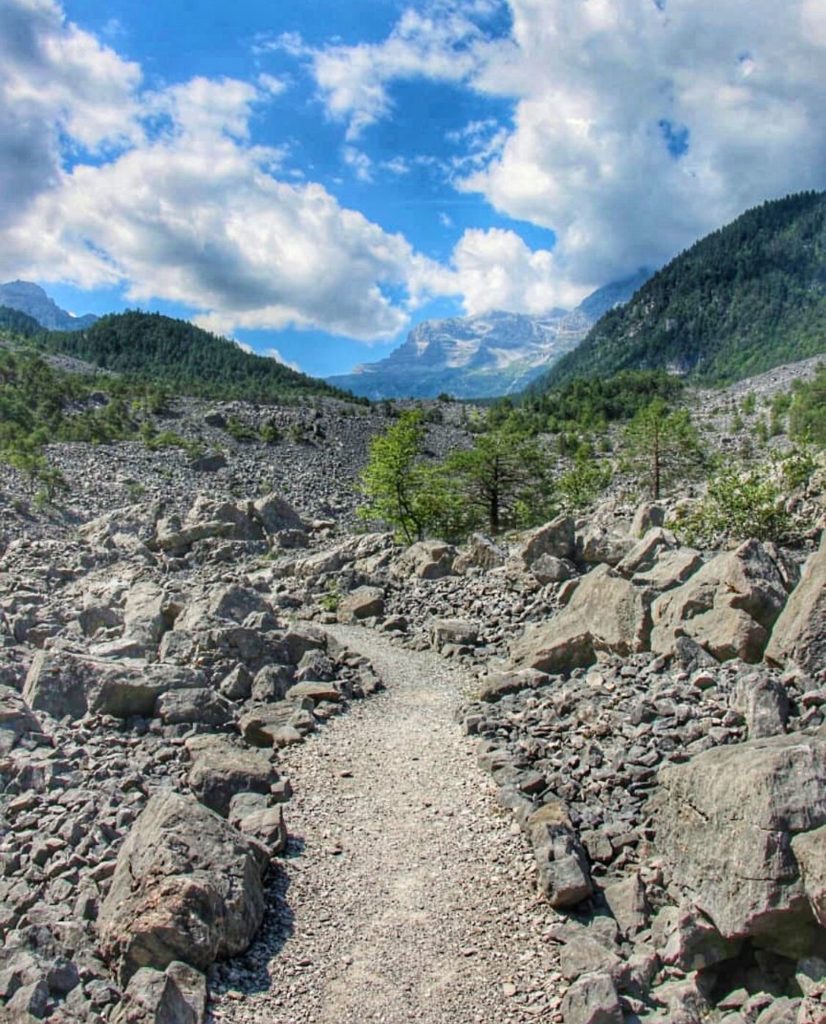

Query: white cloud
[[0, 0, 451, 344], [297, 0, 826, 294], [0, 0, 140, 230], [264, 346, 301, 372], [460, 0, 826, 288], [342, 145, 373, 182], [302, 5, 495, 140], [450, 228, 585, 314]]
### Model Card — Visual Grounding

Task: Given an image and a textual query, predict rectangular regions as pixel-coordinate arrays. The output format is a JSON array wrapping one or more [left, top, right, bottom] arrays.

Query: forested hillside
[[538, 191, 826, 390], [35, 311, 359, 403]]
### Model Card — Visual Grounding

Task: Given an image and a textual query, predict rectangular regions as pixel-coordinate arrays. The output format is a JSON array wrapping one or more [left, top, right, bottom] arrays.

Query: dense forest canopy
[[30, 310, 362, 404], [538, 190, 826, 391]]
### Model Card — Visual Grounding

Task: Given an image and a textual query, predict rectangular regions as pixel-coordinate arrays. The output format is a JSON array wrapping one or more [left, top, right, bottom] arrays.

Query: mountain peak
[[326, 274, 650, 400], [0, 280, 98, 332]]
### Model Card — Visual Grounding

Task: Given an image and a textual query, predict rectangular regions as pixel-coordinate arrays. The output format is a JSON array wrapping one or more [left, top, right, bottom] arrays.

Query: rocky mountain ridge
[[327, 270, 651, 400], [0, 281, 98, 333], [0, 358, 824, 1024]]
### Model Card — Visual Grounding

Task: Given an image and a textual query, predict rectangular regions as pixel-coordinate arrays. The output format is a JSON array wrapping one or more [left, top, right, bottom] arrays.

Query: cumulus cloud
[[450, 228, 585, 314], [0, 0, 140, 228], [298, 4, 497, 140], [1, 0, 451, 343], [462, 0, 826, 287], [301, 0, 826, 293]]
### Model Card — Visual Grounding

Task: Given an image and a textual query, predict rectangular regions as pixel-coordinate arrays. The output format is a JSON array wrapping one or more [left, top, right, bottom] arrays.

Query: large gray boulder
[[0, 686, 41, 755], [252, 492, 305, 535], [336, 586, 385, 623], [98, 790, 268, 981], [516, 515, 576, 568], [527, 802, 593, 909], [650, 539, 789, 662], [792, 826, 826, 928], [186, 735, 277, 816], [765, 533, 826, 674], [453, 533, 507, 573], [23, 651, 202, 720], [652, 735, 826, 955], [393, 540, 457, 580], [510, 564, 651, 673]]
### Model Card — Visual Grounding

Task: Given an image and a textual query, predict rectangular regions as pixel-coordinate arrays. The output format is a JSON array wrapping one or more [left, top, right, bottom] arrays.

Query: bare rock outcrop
[[765, 532, 826, 674], [652, 734, 826, 956], [98, 790, 269, 982]]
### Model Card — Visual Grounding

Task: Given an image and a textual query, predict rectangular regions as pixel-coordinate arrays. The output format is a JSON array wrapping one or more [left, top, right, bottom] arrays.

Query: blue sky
[[1, 0, 824, 377]]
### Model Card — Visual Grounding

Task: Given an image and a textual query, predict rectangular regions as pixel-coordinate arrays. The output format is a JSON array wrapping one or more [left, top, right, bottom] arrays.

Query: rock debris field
[[210, 626, 561, 1024], [1, 369, 826, 1024]]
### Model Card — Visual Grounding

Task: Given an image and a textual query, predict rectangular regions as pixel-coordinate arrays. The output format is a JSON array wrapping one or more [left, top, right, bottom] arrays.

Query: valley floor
[[208, 625, 563, 1024]]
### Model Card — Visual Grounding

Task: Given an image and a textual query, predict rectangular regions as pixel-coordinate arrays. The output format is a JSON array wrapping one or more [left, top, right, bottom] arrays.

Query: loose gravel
[[208, 625, 565, 1024]]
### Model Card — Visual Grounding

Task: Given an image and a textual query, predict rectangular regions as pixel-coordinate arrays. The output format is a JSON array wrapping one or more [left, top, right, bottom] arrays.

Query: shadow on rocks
[[208, 835, 304, 1001]]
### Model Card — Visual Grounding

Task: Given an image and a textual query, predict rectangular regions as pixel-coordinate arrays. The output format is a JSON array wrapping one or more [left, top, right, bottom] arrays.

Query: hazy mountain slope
[[539, 191, 826, 391], [327, 270, 651, 399], [0, 280, 98, 331]]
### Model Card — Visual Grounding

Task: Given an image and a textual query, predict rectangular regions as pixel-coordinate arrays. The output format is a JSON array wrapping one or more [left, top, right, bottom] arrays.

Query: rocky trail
[[209, 625, 562, 1024]]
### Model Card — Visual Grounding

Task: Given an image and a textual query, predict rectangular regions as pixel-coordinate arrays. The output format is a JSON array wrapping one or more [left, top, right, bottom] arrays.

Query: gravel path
[[208, 625, 564, 1024]]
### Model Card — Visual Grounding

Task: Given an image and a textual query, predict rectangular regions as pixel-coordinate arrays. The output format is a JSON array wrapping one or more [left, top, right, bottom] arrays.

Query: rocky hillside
[[540, 190, 826, 391], [1, 360, 825, 1024], [327, 271, 650, 400], [0, 281, 98, 332]]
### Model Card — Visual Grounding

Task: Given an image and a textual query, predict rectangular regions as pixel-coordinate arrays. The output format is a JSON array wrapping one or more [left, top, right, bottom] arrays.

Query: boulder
[[238, 701, 316, 748], [631, 502, 666, 538], [652, 735, 826, 953], [0, 686, 42, 755], [190, 451, 227, 473], [617, 528, 678, 576], [516, 515, 576, 567], [792, 826, 826, 928], [453, 533, 507, 573], [98, 790, 268, 981], [560, 972, 623, 1024], [510, 565, 652, 673], [632, 548, 703, 593], [155, 689, 234, 729], [602, 872, 650, 938], [732, 669, 789, 739], [655, 903, 742, 971], [23, 651, 202, 720], [252, 493, 305, 535], [576, 524, 635, 567], [111, 961, 206, 1024], [186, 735, 277, 816], [429, 619, 478, 651], [764, 534, 826, 674], [530, 554, 576, 584], [650, 539, 789, 662], [122, 581, 177, 649], [395, 540, 457, 580], [336, 586, 385, 623], [527, 802, 593, 908]]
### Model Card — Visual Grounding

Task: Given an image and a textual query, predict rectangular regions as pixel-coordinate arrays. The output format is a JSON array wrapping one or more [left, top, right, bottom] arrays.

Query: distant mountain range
[[326, 270, 651, 399], [0, 280, 98, 332], [539, 190, 826, 391]]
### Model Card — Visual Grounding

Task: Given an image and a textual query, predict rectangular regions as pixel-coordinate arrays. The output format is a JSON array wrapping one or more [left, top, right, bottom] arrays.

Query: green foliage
[[621, 398, 705, 500], [358, 411, 431, 543], [541, 191, 826, 389], [319, 580, 342, 613], [678, 465, 791, 546], [35, 310, 365, 404], [440, 425, 554, 535], [788, 365, 826, 446], [0, 306, 42, 336], [259, 419, 281, 444], [558, 446, 612, 511], [225, 415, 258, 443], [521, 370, 684, 436]]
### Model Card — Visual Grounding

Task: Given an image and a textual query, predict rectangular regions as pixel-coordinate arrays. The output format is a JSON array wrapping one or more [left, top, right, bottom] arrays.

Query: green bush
[[678, 465, 791, 546]]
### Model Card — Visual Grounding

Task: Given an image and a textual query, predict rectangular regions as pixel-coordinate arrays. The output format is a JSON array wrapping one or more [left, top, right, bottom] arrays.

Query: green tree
[[358, 410, 430, 543], [621, 398, 705, 499], [443, 424, 553, 535], [558, 445, 612, 511]]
